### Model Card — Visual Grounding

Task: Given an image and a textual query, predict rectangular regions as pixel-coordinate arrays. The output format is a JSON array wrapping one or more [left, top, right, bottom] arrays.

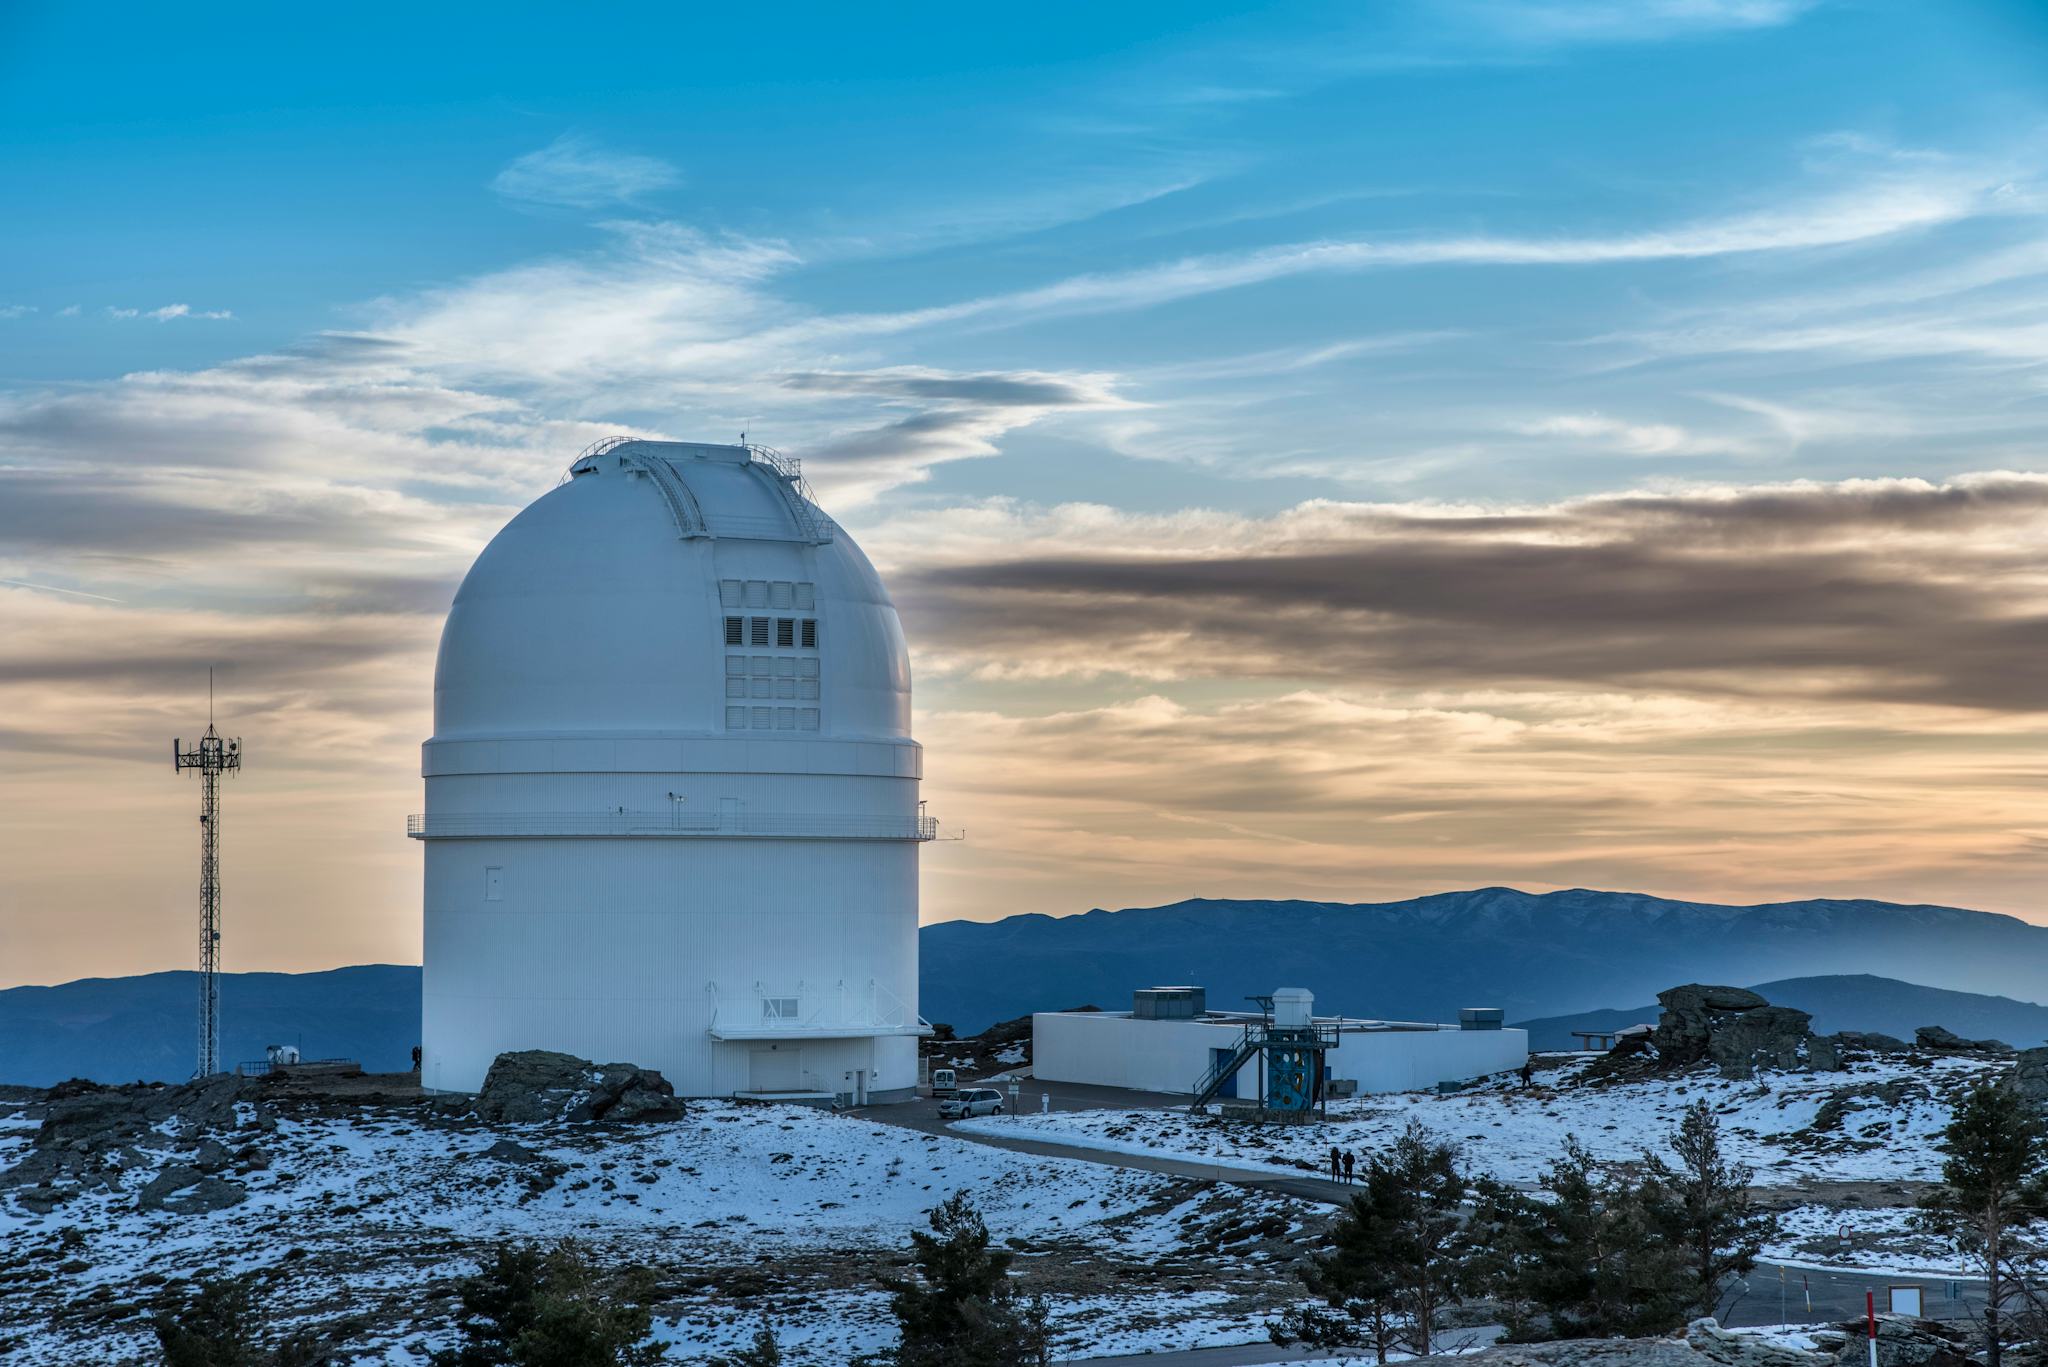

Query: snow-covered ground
[[957, 1054, 2005, 1189], [0, 1099, 1308, 1365]]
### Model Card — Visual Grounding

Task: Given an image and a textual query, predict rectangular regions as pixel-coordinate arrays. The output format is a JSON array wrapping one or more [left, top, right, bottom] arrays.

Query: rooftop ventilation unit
[[1133, 986, 1205, 1020]]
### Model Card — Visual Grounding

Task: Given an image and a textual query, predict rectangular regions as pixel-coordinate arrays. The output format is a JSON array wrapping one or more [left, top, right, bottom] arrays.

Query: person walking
[[411, 1044, 422, 1074], [1519, 1059, 1534, 1089], [1342, 1149, 1356, 1185], [1329, 1145, 1342, 1183]]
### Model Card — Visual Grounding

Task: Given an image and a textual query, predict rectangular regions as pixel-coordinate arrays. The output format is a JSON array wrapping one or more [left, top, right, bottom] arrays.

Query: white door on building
[[749, 1047, 803, 1093]]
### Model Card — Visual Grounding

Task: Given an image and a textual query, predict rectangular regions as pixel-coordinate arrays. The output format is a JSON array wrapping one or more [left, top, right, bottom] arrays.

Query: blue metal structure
[[1188, 995, 1337, 1118]]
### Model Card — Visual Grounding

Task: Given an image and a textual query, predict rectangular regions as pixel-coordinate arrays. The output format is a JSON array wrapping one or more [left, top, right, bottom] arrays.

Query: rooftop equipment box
[[1133, 987, 1205, 1020], [1460, 1007, 1505, 1031]]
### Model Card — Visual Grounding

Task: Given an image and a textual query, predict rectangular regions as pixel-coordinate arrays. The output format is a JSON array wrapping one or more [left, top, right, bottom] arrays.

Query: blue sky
[[6, 1, 2048, 984]]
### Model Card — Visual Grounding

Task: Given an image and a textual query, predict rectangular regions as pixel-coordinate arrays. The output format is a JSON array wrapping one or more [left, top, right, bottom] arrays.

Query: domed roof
[[431, 440, 911, 743]]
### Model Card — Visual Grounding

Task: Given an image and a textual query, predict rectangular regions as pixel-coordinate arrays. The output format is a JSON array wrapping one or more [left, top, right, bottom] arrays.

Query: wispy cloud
[[107, 303, 233, 322], [1513, 412, 1756, 458], [490, 134, 682, 210], [1457, 0, 1818, 45], [883, 473, 2048, 712]]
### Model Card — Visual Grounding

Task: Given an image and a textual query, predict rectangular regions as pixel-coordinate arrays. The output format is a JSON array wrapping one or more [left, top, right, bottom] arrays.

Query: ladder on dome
[[744, 444, 834, 545]]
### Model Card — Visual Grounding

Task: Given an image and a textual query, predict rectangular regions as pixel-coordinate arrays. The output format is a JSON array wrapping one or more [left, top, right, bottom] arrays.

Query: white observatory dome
[[417, 439, 931, 1103]]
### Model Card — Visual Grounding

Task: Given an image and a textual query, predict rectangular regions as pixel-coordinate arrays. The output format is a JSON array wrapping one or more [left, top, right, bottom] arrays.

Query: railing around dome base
[[407, 809, 939, 841]]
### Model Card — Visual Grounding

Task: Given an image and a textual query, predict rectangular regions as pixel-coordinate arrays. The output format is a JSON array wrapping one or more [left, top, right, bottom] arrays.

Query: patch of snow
[[958, 1055, 2003, 1189]]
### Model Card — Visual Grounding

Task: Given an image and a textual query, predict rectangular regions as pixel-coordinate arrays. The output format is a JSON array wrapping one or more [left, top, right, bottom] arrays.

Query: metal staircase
[[1187, 996, 1340, 1117], [1189, 1027, 1261, 1109]]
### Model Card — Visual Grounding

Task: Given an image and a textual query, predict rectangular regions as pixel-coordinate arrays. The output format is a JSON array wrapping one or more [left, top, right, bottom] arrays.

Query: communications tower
[[174, 674, 241, 1077]]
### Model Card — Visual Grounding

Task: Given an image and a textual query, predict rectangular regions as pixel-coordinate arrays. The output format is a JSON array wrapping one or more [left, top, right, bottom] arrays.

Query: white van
[[938, 1087, 1005, 1120]]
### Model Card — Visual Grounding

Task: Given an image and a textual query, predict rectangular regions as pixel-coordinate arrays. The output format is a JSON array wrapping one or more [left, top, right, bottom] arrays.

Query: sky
[[4, 0, 2048, 988]]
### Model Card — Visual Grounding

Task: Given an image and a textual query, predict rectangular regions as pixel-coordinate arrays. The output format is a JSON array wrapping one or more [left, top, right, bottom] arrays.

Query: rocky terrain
[[0, 1055, 1316, 1365], [1431, 1316, 1978, 1367]]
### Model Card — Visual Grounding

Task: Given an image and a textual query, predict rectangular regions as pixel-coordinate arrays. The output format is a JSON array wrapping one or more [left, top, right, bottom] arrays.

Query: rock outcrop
[[1914, 1025, 2012, 1054], [1650, 985, 1845, 1079], [2013, 1046, 2048, 1103], [2, 1074, 265, 1215], [470, 1050, 686, 1125], [1421, 1320, 1830, 1367], [1424, 1318, 1968, 1367]]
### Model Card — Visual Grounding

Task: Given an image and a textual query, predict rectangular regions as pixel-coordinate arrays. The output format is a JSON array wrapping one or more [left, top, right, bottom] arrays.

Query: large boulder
[[139, 1164, 248, 1214], [1916, 1025, 2012, 1054], [1829, 1031, 1910, 1056], [472, 1051, 686, 1125], [1829, 1314, 1974, 1367], [1649, 985, 1843, 1078], [1709, 1005, 1821, 1079], [2014, 1046, 2048, 1104], [1418, 1320, 1830, 1367]]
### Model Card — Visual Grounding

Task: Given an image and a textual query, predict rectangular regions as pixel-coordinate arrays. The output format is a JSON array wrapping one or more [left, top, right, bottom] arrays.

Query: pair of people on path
[[1327, 1146, 1356, 1184]]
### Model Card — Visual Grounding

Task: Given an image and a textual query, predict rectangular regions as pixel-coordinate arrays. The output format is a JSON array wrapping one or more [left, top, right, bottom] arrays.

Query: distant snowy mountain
[[1514, 973, 2048, 1052], [9, 887, 2048, 1083], [918, 887, 2048, 1034]]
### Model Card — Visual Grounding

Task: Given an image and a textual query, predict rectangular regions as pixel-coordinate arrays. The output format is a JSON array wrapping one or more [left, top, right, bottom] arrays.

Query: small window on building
[[484, 866, 503, 902], [776, 678, 796, 699], [794, 582, 816, 610], [775, 657, 796, 677], [776, 618, 795, 648], [762, 996, 799, 1020], [751, 706, 773, 728], [749, 617, 770, 647], [776, 706, 796, 729], [744, 580, 769, 608], [725, 655, 747, 677], [723, 616, 743, 646], [799, 679, 819, 700], [801, 619, 818, 649], [751, 679, 771, 698], [725, 678, 747, 699], [799, 708, 820, 730], [719, 580, 743, 608], [770, 581, 793, 609], [798, 658, 820, 678], [726, 706, 748, 729]]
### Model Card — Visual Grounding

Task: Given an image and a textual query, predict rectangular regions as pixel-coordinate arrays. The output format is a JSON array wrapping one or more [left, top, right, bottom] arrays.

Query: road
[[856, 1084, 1988, 1363]]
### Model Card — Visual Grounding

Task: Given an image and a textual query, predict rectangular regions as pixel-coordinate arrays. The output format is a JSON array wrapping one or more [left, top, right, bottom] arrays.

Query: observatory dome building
[[416, 439, 931, 1103]]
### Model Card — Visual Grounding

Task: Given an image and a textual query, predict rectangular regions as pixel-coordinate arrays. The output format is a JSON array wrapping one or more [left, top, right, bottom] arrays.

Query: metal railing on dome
[[407, 809, 939, 841]]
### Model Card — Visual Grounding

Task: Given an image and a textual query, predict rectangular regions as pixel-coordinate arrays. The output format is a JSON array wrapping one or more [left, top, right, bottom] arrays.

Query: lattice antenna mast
[[173, 668, 241, 1078]]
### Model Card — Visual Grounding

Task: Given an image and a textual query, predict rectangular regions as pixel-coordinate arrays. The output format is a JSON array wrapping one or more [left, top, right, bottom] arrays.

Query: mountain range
[[916, 887, 2048, 1034], [7, 887, 2048, 1085]]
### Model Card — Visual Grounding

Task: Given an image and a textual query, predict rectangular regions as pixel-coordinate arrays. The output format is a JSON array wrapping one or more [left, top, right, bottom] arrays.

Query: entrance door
[[749, 1047, 802, 1093], [854, 1069, 868, 1106], [1210, 1047, 1238, 1099]]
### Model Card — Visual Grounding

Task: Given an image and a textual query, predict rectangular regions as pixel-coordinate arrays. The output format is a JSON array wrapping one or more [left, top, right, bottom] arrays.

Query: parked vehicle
[[930, 1067, 958, 1099], [938, 1087, 1004, 1119]]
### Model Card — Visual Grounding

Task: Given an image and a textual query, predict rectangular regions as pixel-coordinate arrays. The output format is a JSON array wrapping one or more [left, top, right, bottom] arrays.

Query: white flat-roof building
[[1034, 988, 1527, 1100]]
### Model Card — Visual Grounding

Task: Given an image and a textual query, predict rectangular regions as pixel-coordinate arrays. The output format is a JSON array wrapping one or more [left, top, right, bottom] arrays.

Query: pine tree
[[431, 1242, 665, 1367], [1472, 1137, 1694, 1340], [1919, 1082, 2048, 1367], [1642, 1099, 1779, 1317], [1269, 1122, 1469, 1361], [1463, 1177, 1549, 1342], [871, 1193, 1051, 1367], [718, 1318, 782, 1367], [154, 1275, 338, 1367]]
